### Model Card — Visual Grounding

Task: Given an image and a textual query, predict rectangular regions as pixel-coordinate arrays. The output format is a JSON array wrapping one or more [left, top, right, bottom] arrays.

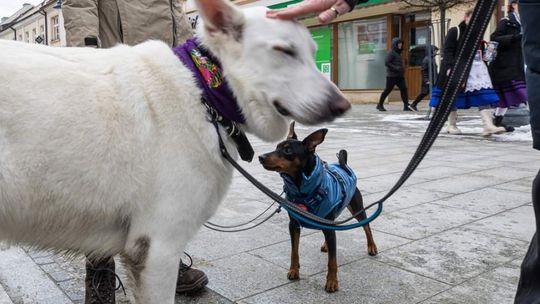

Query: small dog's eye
[[273, 45, 296, 57], [283, 147, 293, 155]]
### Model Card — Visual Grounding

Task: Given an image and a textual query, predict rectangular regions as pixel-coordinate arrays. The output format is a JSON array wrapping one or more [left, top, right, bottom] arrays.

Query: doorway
[[404, 20, 431, 99]]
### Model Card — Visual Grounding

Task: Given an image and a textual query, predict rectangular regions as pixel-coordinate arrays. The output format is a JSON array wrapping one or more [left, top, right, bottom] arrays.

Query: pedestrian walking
[[410, 46, 438, 111], [514, 0, 540, 302], [376, 38, 412, 112], [62, 1, 207, 303], [489, 0, 528, 133], [430, 10, 505, 136]]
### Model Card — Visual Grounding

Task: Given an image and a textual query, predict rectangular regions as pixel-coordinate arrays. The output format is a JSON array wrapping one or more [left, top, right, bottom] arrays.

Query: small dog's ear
[[194, 0, 245, 38], [287, 121, 298, 140], [302, 129, 328, 152]]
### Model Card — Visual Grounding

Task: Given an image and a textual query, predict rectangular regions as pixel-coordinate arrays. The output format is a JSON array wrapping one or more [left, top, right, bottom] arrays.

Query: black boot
[[409, 102, 419, 111], [494, 115, 515, 132], [403, 104, 413, 111], [85, 258, 116, 304], [376, 104, 386, 112]]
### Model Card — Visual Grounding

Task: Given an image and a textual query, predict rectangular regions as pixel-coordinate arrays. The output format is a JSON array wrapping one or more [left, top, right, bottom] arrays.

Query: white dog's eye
[[273, 45, 297, 57]]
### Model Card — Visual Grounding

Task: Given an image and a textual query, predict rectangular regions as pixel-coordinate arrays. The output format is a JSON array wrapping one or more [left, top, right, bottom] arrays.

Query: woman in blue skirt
[[430, 10, 506, 136]]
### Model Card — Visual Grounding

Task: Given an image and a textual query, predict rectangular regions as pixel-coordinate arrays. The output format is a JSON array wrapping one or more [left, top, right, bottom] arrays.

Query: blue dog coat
[[281, 155, 357, 227]]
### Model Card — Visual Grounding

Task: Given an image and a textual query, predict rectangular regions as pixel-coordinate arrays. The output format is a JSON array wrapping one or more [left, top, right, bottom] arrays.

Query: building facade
[[0, 0, 66, 47], [186, 0, 506, 103]]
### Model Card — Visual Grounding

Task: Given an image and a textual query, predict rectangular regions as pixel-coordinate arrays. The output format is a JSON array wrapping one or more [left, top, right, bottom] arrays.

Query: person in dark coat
[[376, 38, 412, 112], [410, 47, 438, 111], [514, 0, 540, 302], [489, 0, 528, 133], [430, 10, 505, 136]]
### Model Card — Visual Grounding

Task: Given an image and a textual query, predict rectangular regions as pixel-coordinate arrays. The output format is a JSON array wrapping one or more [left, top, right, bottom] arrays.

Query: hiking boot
[[176, 260, 208, 294], [376, 104, 386, 112], [494, 115, 515, 132], [85, 258, 116, 304]]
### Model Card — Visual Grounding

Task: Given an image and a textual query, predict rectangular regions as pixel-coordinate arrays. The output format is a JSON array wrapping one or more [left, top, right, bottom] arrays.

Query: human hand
[[267, 0, 352, 24]]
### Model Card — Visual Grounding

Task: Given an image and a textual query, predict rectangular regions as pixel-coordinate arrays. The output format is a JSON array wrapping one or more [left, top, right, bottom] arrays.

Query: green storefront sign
[[309, 27, 332, 79]]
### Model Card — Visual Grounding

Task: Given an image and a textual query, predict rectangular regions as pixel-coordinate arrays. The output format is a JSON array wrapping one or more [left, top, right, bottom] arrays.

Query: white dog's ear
[[195, 0, 245, 38]]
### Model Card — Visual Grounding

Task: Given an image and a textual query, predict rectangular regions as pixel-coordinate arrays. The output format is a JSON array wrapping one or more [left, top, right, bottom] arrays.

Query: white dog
[[0, 0, 350, 302]]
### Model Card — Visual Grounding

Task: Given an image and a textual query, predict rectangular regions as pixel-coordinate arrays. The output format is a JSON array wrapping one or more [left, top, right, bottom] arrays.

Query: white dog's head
[[194, 0, 351, 141]]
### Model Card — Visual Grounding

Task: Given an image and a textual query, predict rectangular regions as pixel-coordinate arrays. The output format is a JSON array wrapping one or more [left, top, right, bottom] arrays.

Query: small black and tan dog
[[259, 122, 377, 293]]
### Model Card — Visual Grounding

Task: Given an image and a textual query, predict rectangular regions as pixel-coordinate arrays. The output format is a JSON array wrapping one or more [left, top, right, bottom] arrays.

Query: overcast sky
[[0, 0, 43, 18]]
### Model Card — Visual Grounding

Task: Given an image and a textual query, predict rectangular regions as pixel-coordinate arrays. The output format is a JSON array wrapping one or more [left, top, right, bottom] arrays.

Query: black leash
[[206, 0, 498, 231]]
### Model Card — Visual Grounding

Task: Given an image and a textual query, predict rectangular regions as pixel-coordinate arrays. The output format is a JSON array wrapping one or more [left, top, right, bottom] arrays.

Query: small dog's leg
[[348, 188, 378, 256], [320, 241, 328, 253], [322, 229, 338, 293], [288, 216, 301, 280]]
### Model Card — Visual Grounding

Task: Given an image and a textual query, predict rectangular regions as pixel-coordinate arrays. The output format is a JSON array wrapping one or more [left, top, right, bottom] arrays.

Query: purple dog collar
[[173, 38, 246, 124]]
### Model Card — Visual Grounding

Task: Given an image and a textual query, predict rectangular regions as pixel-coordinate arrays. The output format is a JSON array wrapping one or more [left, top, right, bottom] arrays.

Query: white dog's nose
[[329, 98, 351, 116]]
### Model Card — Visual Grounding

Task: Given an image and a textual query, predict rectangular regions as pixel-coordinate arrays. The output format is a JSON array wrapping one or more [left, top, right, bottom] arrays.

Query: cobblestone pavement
[[0, 104, 537, 303]]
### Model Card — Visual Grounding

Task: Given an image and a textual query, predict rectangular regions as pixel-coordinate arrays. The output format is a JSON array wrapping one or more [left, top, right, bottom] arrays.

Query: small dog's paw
[[325, 279, 339, 293], [368, 244, 378, 256], [320, 243, 328, 253], [287, 268, 300, 280]]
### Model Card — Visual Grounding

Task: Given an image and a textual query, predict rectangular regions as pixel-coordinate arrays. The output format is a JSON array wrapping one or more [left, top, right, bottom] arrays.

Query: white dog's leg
[[123, 235, 184, 304]]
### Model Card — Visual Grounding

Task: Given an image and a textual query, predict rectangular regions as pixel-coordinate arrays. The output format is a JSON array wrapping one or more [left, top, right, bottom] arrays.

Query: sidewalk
[[0, 104, 537, 303]]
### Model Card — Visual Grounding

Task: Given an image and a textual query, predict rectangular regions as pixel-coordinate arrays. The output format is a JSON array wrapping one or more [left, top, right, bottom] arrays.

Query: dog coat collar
[[281, 155, 357, 223], [173, 38, 246, 124]]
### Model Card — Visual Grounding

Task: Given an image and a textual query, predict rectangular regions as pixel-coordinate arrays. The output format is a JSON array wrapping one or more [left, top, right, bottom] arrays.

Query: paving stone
[[0, 247, 72, 303], [186, 224, 290, 262], [0, 284, 13, 304], [414, 174, 508, 194], [48, 270, 74, 283], [465, 205, 536, 242], [373, 203, 486, 240], [238, 259, 450, 304], [197, 253, 290, 301], [56, 279, 84, 302], [363, 186, 455, 212], [249, 229, 410, 276], [494, 179, 534, 193], [420, 264, 520, 304], [379, 228, 528, 285], [431, 187, 532, 214], [176, 289, 234, 304]]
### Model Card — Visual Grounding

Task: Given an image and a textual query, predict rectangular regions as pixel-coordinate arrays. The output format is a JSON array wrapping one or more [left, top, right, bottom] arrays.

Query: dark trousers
[[515, 1, 540, 303], [412, 92, 428, 106], [378, 77, 409, 107], [515, 170, 540, 303]]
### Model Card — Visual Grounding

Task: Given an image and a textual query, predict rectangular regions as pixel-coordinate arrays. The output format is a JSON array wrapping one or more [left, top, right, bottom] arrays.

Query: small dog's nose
[[329, 98, 351, 116], [258, 155, 266, 163]]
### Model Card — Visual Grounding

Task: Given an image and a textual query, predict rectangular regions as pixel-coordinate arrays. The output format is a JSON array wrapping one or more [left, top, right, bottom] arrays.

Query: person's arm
[[443, 27, 458, 71], [385, 52, 401, 72], [62, 0, 99, 47], [267, 0, 370, 24], [490, 19, 521, 49], [421, 57, 430, 83]]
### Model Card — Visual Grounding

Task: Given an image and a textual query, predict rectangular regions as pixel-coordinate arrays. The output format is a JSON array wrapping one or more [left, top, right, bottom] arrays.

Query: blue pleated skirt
[[429, 86, 500, 109]]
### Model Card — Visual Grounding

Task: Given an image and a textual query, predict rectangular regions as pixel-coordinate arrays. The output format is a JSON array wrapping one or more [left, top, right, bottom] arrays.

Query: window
[[338, 17, 388, 90], [51, 16, 59, 41], [18, 34, 22, 41], [25, 31, 30, 43], [32, 28, 36, 43], [40, 25, 44, 36]]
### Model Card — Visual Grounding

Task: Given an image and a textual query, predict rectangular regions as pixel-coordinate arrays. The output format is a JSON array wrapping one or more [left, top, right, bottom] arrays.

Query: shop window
[[338, 17, 387, 90]]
